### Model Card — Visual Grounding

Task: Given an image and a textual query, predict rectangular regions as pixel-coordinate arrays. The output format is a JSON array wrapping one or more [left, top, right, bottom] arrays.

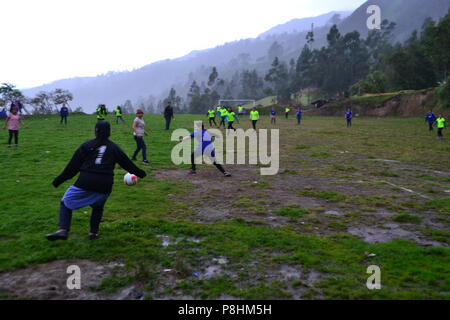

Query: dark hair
[[94, 121, 111, 148]]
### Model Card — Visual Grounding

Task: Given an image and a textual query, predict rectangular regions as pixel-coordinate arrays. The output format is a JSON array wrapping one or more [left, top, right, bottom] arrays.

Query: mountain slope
[[22, 0, 450, 113], [339, 0, 450, 41], [258, 11, 352, 38]]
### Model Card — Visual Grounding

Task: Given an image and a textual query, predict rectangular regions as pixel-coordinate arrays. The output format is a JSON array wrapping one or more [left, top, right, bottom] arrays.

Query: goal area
[[218, 99, 256, 109]]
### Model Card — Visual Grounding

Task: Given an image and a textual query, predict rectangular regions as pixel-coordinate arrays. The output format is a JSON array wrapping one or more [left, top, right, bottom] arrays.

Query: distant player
[[178, 123, 231, 177], [3, 106, 23, 147], [250, 107, 259, 130], [227, 107, 237, 131], [60, 104, 69, 125], [115, 106, 125, 124], [219, 106, 228, 129], [296, 106, 303, 125], [285, 106, 291, 119], [270, 107, 277, 124], [435, 114, 446, 140], [164, 101, 174, 130], [345, 108, 353, 127], [96, 104, 107, 121], [425, 110, 436, 131], [131, 109, 150, 165], [207, 106, 217, 127], [46, 121, 147, 241]]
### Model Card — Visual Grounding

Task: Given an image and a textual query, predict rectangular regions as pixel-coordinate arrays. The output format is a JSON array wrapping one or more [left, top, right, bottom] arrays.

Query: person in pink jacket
[[3, 106, 23, 147]]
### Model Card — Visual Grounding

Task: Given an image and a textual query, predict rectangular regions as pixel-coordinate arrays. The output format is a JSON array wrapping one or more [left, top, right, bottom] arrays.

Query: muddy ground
[[1, 156, 448, 300]]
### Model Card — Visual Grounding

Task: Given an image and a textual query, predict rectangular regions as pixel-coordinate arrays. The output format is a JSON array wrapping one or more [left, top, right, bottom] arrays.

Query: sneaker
[[143, 160, 150, 165], [224, 172, 232, 177], [46, 231, 68, 241], [131, 157, 137, 161], [188, 170, 197, 175], [89, 234, 99, 240]]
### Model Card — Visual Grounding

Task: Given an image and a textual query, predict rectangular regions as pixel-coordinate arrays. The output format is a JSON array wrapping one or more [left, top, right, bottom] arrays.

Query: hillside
[[339, 0, 450, 41], [305, 90, 442, 118], [22, 0, 450, 113], [258, 11, 351, 38]]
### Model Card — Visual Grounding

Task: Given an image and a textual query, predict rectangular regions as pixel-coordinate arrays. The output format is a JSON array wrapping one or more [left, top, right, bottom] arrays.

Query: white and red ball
[[124, 173, 138, 186]]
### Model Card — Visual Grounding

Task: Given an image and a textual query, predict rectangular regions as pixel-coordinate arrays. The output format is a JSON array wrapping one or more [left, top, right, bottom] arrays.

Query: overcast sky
[[1, 0, 367, 89]]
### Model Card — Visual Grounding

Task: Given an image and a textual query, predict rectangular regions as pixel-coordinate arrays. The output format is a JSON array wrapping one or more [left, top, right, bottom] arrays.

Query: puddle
[[348, 224, 447, 247]]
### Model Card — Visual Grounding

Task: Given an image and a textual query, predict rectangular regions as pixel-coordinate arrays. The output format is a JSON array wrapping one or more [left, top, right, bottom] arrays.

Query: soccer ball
[[124, 173, 138, 186]]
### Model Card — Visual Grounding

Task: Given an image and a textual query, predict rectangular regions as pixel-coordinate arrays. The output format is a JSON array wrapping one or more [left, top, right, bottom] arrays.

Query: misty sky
[[1, 0, 367, 89]]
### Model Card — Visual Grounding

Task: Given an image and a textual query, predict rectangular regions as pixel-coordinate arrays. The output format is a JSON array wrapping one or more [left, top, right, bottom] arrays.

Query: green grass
[[273, 208, 309, 219], [298, 190, 347, 202], [427, 198, 450, 215], [393, 214, 422, 224], [0, 113, 449, 300]]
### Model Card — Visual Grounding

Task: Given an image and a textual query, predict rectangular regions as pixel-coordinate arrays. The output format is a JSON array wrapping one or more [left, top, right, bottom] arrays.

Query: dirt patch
[[348, 223, 448, 247], [154, 166, 322, 226], [306, 90, 437, 117], [0, 259, 131, 300]]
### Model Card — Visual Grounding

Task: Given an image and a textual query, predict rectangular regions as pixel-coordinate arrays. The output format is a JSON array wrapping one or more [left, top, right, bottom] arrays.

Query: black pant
[[438, 128, 443, 138], [191, 152, 225, 173], [347, 118, 352, 127], [219, 116, 226, 128], [60, 116, 67, 124], [8, 130, 18, 145], [58, 199, 107, 234], [209, 117, 217, 127], [227, 121, 236, 131], [428, 122, 434, 131], [116, 116, 124, 124], [132, 136, 147, 160], [252, 120, 257, 130], [165, 117, 172, 130], [271, 117, 276, 124], [285, 113, 289, 119]]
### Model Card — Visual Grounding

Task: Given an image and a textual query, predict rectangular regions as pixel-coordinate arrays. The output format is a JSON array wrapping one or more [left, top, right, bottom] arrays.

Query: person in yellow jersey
[[435, 114, 446, 140], [250, 107, 259, 130], [238, 105, 244, 115], [219, 106, 228, 129], [96, 104, 107, 121], [206, 106, 217, 127], [227, 107, 237, 131], [285, 106, 291, 119], [115, 106, 124, 124]]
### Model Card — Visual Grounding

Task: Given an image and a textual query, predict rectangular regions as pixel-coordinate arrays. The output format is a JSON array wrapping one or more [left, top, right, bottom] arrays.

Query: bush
[[435, 81, 450, 108], [350, 71, 389, 95]]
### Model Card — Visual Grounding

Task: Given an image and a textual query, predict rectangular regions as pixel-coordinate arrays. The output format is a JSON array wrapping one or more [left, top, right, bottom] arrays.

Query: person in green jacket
[[207, 106, 217, 127], [96, 104, 107, 121], [219, 106, 228, 129], [115, 106, 124, 124], [227, 107, 236, 131], [435, 114, 446, 140], [285, 106, 291, 119], [250, 107, 259, 130]]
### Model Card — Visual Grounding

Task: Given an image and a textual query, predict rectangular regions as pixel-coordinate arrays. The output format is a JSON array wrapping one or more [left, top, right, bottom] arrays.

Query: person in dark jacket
[[60, 104, 69, 125], [46, 121, 147, 241], [425, 110, 436, 131], [164, 101, 174, 130]]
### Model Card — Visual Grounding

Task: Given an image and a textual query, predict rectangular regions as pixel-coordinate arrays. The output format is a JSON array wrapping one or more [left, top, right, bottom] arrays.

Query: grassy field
[[0, 113, 449, 300]]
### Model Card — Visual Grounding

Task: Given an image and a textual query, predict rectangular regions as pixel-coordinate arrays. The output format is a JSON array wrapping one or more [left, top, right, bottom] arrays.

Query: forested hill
[[339, 0, 450, 41], [258, 11, 351, 38], [21, 0, 450, 114]]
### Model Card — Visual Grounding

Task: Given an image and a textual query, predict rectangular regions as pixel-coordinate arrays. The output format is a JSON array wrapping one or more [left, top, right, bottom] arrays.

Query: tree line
[[180, 8, 450, 113], [0, 83, 76, 115]]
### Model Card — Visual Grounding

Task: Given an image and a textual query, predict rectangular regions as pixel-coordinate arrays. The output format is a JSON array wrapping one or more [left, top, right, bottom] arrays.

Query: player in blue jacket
[[345, 108, 353, 127], [425, 110, 436, 131], [60, 104, 69, 125]]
